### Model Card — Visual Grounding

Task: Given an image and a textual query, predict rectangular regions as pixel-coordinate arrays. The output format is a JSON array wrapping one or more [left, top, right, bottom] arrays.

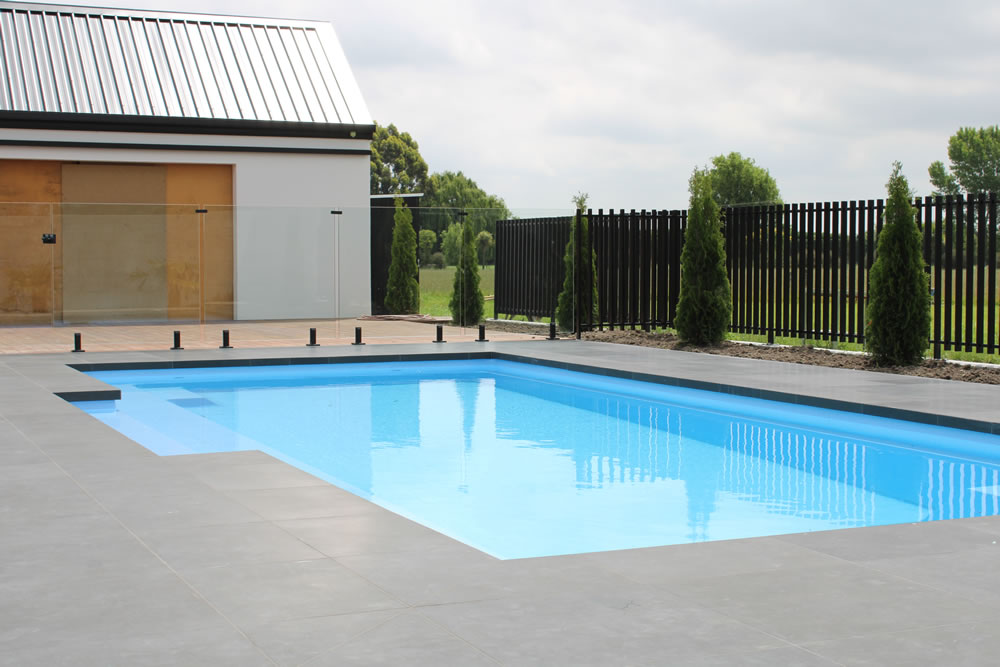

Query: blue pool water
[[78, 359, 1000, 559]]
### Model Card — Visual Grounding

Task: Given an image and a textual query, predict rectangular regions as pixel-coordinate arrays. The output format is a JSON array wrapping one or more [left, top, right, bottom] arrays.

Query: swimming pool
[[78, 359, 1000, 559]]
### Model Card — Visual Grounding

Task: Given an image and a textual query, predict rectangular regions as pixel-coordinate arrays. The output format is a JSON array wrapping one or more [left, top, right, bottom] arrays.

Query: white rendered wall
[[231, 152, 370, 320], [0, 128, 371, 320]]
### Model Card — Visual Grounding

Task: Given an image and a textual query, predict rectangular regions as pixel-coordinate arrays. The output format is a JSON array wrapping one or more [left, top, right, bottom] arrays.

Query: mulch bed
[[483, 320, 1000, 385]]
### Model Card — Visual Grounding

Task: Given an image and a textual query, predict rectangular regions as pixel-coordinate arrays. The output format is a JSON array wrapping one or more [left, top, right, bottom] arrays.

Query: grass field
[[419, 266, 494, 317]]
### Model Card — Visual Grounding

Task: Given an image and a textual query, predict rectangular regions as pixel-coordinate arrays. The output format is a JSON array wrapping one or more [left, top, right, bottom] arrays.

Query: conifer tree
[[556, 193, 598, 331], [865, 162, 930, 366], [384, 198, 420, 314], [449, 217, 484, 325], [675, 171, 732, 344]]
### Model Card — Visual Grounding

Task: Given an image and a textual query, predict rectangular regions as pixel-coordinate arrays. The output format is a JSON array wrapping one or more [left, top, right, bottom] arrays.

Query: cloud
[[23, 0, 1000, 209]]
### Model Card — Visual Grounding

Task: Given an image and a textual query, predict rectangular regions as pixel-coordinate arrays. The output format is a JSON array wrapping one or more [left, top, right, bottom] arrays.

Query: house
[[0, 1, 373, 324]]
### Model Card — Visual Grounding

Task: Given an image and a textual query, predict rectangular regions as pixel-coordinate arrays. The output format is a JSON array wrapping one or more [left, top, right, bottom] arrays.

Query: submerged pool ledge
[[51, 340, 1000, 438]]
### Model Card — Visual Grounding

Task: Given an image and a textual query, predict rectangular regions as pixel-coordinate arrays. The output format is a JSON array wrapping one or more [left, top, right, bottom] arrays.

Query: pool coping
[[59, 340, 1000, 436]]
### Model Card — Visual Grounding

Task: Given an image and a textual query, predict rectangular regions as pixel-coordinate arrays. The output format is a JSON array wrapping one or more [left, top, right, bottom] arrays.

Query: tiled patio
[[2, 337, 1000, 665], [0, 318, 538, 355]]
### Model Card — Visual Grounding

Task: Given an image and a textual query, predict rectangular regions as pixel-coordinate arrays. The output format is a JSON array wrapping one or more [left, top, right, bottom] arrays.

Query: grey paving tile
[[98, 487, 267, 533], [663, 562, 1000, 644], [336, 545, 655, 607], [276, 512, 458, 557], [55, 454, 175, 486], [225, 484, 384, 521], [0, 460, 67, 484], [0, 437, 47, 465], [139, 520, 325, 570], [802, 622, 1000, 666], [678, 646, 838, 666], [188, 460, 328, 491], [0, 510, 132, 555], [243, 609, 404, 666], [1, 537, 171, 603], [777, 520, 1000, 562], [954, 514, 1000, 537], [583, 536, 844, 585], [419, 593, 785, 666], [0, 473, 104, 520], [161, 449, 275, 469], [28, 431, 152, 461], [302, 611, 498, 666], [863, 543, 1000, 608], [0, 567, 270, 667], [181, 557, 404, 628]]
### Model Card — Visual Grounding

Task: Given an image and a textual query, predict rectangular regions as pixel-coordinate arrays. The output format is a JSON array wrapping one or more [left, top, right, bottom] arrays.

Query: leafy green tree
[[701, 152, 781, 206], [449, 219, 484, 326], [475, 230, 494, 267], [441, 223, 463, 266], [422, 171, 511, 238], [865, 163, 930, 366], [370, 123, 429, 195], [675, 172, 732, 345], [928, 126, 1000, 195], [418, 229, 437, 266], [384, 198, 420, 313], [927, 160, 961, 196], [556, 193, 598, 331]]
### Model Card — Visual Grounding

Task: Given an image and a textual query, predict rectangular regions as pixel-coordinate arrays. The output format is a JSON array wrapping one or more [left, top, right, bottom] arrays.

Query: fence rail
[[494, 194, 999, 358]]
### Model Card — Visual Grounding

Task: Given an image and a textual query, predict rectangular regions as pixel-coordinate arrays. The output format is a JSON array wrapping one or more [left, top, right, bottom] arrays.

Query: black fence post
[[434, 324, 445, 343], [171, 330, 183, 350], [72, 332, 84, 353], [574, 208, 583, 339], [219, 329, 232, 349], [307, 327, 319, 347], [352, 327, 365, 346]]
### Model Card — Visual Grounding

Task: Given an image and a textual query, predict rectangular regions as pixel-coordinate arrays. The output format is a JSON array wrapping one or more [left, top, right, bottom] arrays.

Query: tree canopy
[[698, 152, 782, 207], [928, 126, 1000, 195], [422, 171, 511, 238], [370, 123, 429, 195]]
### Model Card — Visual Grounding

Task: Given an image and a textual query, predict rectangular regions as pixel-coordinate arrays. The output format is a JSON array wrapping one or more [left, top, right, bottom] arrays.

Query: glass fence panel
[[0, 200, 576, 348], [202, 205, 234, 322], [0, 203, 54, 325], [60, 203, 199, 323]]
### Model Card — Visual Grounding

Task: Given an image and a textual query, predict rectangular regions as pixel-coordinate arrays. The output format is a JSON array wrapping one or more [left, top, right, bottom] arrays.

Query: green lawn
[[419, 265, 494, 318]]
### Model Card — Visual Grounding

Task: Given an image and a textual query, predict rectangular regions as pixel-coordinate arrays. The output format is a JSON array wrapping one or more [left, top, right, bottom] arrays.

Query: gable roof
[[0, 2, 373, 138]]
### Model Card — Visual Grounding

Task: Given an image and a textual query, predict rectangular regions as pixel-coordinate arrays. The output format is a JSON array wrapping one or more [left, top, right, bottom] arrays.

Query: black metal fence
[[494, 194, 999, 358], [494, 216, 570, 320]]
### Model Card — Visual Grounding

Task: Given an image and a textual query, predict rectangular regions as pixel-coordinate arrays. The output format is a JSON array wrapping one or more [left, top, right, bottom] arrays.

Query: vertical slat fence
[[495, 194, 999, 358]]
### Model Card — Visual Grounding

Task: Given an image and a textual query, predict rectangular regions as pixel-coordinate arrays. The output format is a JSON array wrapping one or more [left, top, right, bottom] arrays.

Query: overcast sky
[[32, 0, 1000, 211]]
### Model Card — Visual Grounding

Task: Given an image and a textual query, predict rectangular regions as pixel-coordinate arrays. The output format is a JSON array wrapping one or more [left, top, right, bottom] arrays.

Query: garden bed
[[485, 320, 1000, 385]]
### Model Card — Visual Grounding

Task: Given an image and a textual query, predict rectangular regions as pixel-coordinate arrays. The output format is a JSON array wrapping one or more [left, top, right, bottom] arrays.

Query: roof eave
[[0, 111, 375, 140]]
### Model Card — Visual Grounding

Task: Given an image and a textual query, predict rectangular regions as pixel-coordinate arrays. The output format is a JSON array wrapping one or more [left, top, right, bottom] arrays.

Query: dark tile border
[[65, 349, 1000, 435]]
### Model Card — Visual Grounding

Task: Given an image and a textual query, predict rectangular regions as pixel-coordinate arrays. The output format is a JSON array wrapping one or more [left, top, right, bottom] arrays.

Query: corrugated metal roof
[[0, 2, 371, 125]]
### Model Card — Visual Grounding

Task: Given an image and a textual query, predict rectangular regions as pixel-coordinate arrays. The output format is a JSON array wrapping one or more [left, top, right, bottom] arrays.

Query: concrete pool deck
[[3, 340, 1000, 665]]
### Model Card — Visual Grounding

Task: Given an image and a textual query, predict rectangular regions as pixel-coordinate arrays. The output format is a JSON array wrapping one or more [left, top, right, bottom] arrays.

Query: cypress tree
[[449, 218, 484, 325], [865, 162, 930, 366], [555, 213, 598, 331], [675, 171, 732, 344], [384, 198, 420, 314]]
